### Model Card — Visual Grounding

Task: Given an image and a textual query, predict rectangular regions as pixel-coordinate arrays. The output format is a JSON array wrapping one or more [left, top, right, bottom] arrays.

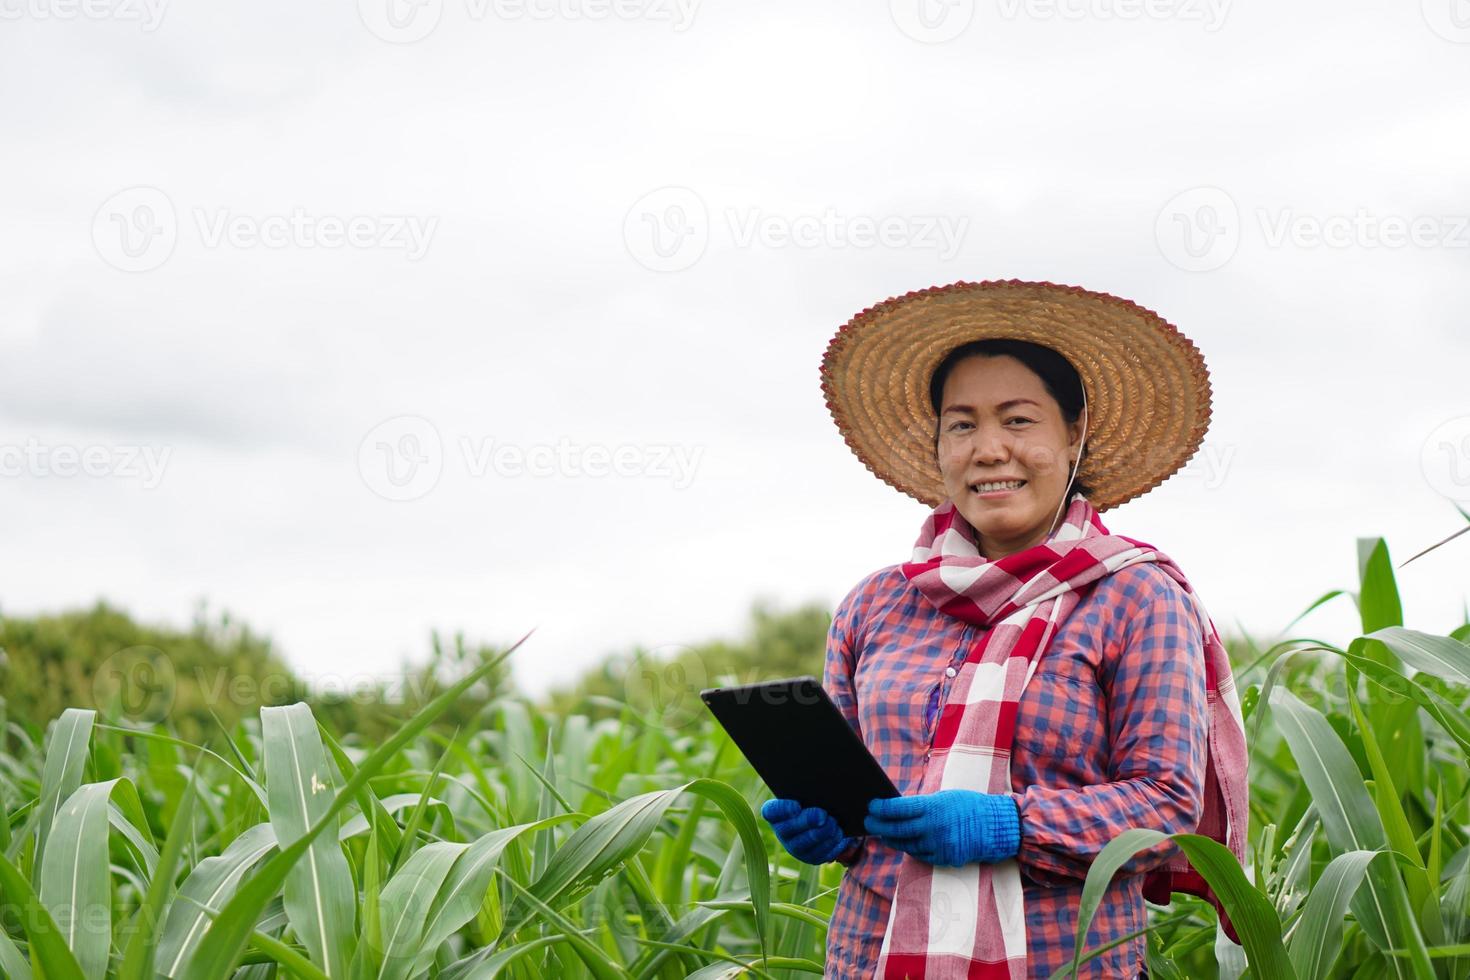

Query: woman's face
[[935, 354, 1085, 560]]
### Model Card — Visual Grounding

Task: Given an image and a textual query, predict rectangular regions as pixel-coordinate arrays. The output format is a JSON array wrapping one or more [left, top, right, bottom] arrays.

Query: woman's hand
[[761, 798, 859, 865], [864, 790, 1021, 867]]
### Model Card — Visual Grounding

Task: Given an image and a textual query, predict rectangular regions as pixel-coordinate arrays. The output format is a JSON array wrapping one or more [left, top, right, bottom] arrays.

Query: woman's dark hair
[[928, 338, 1093, 499]]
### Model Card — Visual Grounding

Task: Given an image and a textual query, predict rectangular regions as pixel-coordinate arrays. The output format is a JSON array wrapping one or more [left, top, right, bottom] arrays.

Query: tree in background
[[0, 600, 299, 747], [541, 598, 834, 724], [0, 602, 517, 747]]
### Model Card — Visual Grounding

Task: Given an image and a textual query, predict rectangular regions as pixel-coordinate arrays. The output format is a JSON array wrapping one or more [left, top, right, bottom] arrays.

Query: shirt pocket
[[1013, 645, 1101, 769]]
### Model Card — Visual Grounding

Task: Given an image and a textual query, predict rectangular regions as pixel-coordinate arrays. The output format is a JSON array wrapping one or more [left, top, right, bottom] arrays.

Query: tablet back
[[701, 675, 899, 837]]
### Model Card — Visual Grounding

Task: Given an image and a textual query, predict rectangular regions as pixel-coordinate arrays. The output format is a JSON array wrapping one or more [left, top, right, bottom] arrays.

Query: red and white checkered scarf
[[874, 492, 1248, 979]]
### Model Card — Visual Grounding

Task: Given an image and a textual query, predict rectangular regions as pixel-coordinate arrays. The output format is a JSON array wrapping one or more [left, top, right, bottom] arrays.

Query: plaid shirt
[[823, 560, 1208, 979]]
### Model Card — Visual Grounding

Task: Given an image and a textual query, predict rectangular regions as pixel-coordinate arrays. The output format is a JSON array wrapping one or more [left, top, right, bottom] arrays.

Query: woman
[[761, 280, 1249, 979]]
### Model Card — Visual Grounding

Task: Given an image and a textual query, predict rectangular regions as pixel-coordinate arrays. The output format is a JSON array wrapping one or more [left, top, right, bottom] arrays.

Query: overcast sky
[[2, 0, 1468, 702]]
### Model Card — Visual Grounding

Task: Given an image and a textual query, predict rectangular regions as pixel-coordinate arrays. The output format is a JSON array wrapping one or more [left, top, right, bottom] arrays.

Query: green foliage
[[0, 603, 516, 750], [0, 531, 1467, 978], [542, 598, 834, 724], [0, 601, 297, 746]]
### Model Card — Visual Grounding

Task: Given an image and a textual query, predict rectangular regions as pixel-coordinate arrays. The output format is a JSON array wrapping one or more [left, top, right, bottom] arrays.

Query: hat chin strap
[[1045, 388, 1089, 542]]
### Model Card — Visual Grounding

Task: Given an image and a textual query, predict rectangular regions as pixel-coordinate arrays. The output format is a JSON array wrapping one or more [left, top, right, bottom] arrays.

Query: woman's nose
[[970, 426, 1010, 463]]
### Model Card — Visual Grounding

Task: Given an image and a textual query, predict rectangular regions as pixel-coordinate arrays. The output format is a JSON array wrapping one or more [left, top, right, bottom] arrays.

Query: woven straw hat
[[819, 279, 1212, 513]]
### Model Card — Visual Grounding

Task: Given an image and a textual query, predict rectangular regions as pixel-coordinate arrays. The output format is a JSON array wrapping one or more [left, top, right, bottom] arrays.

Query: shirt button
[[945, 666, 957, 678]]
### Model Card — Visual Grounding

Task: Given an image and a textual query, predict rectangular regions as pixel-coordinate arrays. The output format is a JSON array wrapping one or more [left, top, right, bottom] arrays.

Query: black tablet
[[700, 675, 899, 837]]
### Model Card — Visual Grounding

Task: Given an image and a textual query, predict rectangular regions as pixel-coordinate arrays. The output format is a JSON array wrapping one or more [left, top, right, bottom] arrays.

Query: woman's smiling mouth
[[972, 479, 1027, 498]]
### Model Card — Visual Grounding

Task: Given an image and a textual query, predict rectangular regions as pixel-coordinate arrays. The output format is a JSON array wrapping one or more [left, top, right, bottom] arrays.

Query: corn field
[[0, 533, 1466, 979]]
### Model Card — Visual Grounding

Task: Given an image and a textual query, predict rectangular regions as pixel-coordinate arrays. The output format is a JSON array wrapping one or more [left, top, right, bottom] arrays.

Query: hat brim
[[820, 279, 1212, 513]]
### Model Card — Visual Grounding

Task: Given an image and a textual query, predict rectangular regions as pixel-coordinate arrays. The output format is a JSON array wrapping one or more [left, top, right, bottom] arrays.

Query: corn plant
[[1065, 536, 1470, 979], [0, 532, 1466, 978]]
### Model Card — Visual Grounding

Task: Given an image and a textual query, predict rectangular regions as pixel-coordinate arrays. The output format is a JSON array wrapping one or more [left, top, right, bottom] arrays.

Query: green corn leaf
[[37, 778, 147, 979], [0, 847, 87, 980], [377, 840, 466, 980], [157, 823, 279, 977], [351, 801, 385, 980], [1363, 626, 1470, 686], [411, 815, 576, 978], [456, 935, 570, 980], [317, 725, 404, 862], [391, 733, 457, 876], [1268, 686, 1433, 978], [1344, 684, 1435, 935], [1287, 849, 1380, 978], [500, 778, 770, 960], [177, 629, 528, 980], [119, 767, 200, 980], [494, 866, 630, 980], [247, 927, 332, 980], [1066, 828, 1292, 980], [30, 708, 94, 871], [1336, 645, 1470, 758], [338, 793, 449, 844], [0, 919, 33, 980], [262, 703, 358, 978]]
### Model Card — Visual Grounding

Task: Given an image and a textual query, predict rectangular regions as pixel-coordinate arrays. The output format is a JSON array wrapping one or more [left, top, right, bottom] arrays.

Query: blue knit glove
[[863, 790, 1021, 867], [761, 798, 860, 865]]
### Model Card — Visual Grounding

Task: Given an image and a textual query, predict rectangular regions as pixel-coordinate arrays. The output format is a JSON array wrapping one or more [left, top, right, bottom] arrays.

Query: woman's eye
[[1007, 417, 1035, 426]]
